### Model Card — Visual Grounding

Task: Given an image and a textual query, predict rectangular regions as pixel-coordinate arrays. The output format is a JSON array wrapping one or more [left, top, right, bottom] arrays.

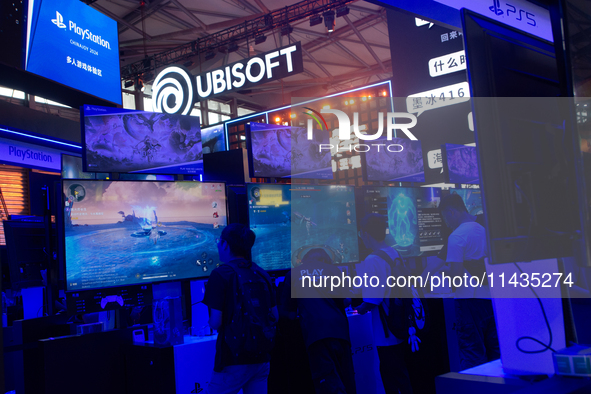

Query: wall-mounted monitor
[[246, 122, 333, 179], [82, 105, 202, 175], [62, 154, 109, 180], [201, 124, 226, 154], [362, 138, 425, 182], [25, 0, 121, 104], [63, 180, 227, 290], [442, 143, 479, 184], [247, 183, 358, 271], [362, 186, 443, 257]]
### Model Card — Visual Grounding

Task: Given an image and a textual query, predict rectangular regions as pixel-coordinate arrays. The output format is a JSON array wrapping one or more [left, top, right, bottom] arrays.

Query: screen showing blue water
[[63, 180, 227, 290], [247, 184, 358, 270], [26, 0, 121, 104]]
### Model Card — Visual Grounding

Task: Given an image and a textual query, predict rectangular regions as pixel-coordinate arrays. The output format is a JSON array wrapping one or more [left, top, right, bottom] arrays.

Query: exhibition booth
[[2, 0, 591, 393]]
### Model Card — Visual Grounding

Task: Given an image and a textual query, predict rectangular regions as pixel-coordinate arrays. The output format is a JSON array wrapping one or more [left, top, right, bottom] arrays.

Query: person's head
[[439, 193, 470, 230], [301, 248, 333, 266], [359, 213, 388, 251], [217, 223, 256, 262]]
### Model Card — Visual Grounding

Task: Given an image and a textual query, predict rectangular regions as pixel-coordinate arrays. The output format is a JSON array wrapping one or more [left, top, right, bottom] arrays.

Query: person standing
[[282, 248, 356, 394], [203, 224, 278, 394], [356, 214, 414, 394], [438, 193, 500, 370]]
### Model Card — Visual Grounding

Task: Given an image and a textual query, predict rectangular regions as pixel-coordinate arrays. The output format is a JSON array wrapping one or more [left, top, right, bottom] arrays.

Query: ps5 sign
[[152, 42, 304, 115]]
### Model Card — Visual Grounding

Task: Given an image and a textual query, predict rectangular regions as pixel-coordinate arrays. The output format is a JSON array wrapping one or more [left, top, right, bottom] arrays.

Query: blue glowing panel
[[445, 143, 479, 184], [25, 0, 121, 104], [63, 180, 227, 290], [201, 124, 226, 154], [247, 184, 358, 270], [363, 138, 425, 182], [248, 122, 332, 179], [248, 184, 292, 271], [83, 105, 202, 174], [364, 186, 444, 257], [290, 185, 359, 265]]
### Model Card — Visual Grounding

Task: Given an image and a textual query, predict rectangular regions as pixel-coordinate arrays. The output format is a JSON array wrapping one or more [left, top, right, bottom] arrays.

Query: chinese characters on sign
[[67, 56, 103, 76], [429, 50, 466, 77], [441, 30, 462, 42]]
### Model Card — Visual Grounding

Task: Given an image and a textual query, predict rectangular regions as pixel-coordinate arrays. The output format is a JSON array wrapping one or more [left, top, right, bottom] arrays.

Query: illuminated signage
[[26, 0, 121, 104], [153, 42, 304, 115]]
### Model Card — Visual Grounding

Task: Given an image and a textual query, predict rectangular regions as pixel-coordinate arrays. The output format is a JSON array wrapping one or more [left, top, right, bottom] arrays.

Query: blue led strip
[[0, 127, 82, 150]]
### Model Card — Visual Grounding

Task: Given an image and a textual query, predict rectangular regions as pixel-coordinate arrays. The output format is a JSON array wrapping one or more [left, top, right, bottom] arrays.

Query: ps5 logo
[[305, 109, 418, 153], [489, 0, 536, 26], [52, 11, 66, 29]]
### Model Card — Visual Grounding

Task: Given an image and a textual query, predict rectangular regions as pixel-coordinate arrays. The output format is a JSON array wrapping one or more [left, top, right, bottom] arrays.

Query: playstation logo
[[489, 0, 504, 16], [52, 11, 66, 29]]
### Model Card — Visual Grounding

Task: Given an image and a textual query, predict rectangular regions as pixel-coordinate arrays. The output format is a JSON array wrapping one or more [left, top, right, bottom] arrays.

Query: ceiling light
[[323, 104, 331, 110], [280, 25, 293, 36], [275, 116, 281, 122], [348, 100, 354, 105], [336, 6, 350, 17], [323, 10, 335, 33], [310, 14, 322, 27], [255, 34, 266, 44], [290, 113, 296, 119]]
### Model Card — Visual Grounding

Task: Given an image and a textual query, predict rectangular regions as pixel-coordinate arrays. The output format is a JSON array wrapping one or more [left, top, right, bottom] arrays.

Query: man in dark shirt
[[203, 223, 278, 394], [282, 248, 356, 394]]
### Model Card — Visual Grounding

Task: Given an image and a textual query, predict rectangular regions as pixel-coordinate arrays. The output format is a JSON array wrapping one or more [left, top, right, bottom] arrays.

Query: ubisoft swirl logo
[[152, 66, 194, 115]]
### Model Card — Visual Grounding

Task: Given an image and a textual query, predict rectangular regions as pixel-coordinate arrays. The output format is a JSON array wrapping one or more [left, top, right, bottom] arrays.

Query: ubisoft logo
[[152, 66, 194, 115]]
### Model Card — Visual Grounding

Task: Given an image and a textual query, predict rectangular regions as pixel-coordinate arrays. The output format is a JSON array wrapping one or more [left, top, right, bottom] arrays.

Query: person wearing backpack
[[281, 248, 357, 394], [203, 223, 278, 394], [355, 214, 414, 394]]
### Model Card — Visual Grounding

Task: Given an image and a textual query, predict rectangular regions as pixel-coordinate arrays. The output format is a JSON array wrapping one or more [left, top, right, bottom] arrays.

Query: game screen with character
[[444, 144, 480, 184], [63, 180, 226, 290], [201, 124, 226, 154], [362, 137, 425, 182], [247, 122, 332, 179], [247, 184, 358, 271], [82, 105, 203, 175], [363, 186, 444, 257], [449, 188, 483, 216]]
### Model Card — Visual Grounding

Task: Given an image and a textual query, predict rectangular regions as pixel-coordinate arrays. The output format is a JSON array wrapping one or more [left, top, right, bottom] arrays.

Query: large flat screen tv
[[63, 180, 227, 290], [247, 183, 358, 270], [246, 122, 333, 179], [82, 105, 202, 175], [362, 137, 425, 182], [362, 186, 444, 257]]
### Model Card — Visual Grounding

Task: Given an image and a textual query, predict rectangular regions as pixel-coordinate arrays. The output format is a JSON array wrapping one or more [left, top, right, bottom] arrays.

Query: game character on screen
[[390, 192, 417, 247], [203, 224, 278, 394], [438, 193, 499, 370], [281, 248, 357, 394], [355, 214, 414, 394]]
